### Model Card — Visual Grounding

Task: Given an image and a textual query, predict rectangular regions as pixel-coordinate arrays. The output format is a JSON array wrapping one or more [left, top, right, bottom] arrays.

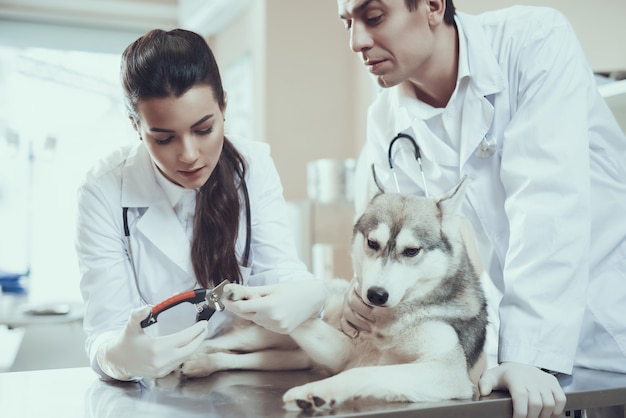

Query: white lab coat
[[76, 136, 313, 374], [355, 6, 626, 374]]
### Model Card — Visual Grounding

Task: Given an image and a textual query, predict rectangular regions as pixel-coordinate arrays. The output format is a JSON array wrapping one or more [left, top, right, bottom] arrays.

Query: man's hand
[[339, 279, 375, 338], [479, 362, 567, 418]]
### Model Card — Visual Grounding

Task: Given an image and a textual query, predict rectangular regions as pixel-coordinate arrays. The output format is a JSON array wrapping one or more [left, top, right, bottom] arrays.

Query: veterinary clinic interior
[[1, 0, 626, 417]]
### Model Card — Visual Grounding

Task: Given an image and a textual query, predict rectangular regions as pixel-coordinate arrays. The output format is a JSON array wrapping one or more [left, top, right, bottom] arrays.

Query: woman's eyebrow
[[191, 114, 214, 129], [149, 114, 214, 133]]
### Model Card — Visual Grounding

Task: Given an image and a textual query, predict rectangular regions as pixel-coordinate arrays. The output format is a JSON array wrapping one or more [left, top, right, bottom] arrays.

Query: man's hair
[[404, 0, 455, 25]]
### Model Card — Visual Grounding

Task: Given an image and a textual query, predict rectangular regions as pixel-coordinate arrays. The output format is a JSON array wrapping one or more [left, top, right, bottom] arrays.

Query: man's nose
[[350, 23, 373, 53]]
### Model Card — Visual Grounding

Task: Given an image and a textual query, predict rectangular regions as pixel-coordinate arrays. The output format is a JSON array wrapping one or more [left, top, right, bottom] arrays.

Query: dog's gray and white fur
[[181, 169, 488, 411]]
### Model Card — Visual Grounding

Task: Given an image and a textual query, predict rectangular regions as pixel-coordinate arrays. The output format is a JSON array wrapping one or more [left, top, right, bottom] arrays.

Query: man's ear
[[427, 0, 446, 25]]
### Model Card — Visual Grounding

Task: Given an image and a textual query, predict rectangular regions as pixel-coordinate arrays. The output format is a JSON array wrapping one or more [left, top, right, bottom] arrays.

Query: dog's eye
[[367, 239, 380, 251], [403, 247, 421, 257]]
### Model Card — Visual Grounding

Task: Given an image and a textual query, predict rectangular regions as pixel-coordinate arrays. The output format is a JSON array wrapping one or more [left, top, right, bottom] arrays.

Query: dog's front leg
[[193, 321, 297, 355], [182, 348, 314, 378], [283, 358, 473, 411], [289, 318, 353, 375]]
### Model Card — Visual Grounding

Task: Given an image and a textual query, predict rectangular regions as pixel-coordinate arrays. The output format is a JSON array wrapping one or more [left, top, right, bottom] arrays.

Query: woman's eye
[[367, 239, 380, 251], [154, 137, 173, 145], [403, 248, 421, 257], [196, 127, 213, 135]]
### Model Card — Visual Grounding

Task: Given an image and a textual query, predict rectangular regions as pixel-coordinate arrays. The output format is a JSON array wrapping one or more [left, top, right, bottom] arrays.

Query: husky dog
[[181, 171, 487, 412]]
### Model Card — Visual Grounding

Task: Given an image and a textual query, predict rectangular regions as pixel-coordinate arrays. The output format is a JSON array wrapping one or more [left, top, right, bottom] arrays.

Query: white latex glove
[[96, 306, 209, 380], [223, 279, 327, 334], [339, 279, 375, 338], [478, 362, 567, 418]]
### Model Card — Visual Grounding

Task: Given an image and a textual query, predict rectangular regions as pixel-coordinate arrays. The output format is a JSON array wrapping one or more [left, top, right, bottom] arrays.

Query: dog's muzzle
[[367, 287, 389, 306]]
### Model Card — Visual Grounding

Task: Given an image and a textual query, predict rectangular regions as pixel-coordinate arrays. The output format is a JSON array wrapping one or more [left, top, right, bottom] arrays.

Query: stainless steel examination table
[[0, 366, 625, 417]]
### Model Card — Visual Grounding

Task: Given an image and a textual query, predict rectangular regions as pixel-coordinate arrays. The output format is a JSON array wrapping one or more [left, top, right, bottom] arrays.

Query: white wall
[[454, 0, 626, 72]]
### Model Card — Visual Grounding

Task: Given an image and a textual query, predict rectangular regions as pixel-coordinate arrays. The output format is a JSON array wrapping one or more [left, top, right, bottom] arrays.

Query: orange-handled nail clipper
[[140, 279, 231, 328]]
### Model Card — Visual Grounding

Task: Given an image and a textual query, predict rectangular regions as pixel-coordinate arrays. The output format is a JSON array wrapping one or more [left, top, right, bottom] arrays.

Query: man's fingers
[[538, 391, 556, 418], [552, 389, 567, 417], [347, 288, 375, 322], [478, 368, 497, 396], [521, 389, 541, 418], [339, 316, 359, 338], [343, 302, 372, 332]]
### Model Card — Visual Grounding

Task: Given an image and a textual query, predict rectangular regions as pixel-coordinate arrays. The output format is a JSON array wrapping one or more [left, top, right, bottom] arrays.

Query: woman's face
[[133, 85, 225, 189]]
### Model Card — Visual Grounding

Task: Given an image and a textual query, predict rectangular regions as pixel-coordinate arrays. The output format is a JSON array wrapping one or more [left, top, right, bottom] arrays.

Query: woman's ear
[[129, 117, 142, 140]]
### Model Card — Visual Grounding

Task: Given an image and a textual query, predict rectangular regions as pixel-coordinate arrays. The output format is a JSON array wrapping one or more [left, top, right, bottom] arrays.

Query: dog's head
[[351, 166, 468, 308]]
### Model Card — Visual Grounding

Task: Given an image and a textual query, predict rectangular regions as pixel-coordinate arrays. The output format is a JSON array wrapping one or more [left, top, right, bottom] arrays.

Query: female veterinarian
[[75, 28, 326, 381]]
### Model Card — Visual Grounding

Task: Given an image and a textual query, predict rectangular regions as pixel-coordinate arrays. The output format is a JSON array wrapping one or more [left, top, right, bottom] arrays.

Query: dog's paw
[[283, 383, 336, 412], [224, 283, 248, 301], [180, 352, 221, 379]]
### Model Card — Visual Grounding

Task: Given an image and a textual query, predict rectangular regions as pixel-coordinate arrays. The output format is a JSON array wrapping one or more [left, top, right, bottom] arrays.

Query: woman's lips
[[179, 166, 204, 178]]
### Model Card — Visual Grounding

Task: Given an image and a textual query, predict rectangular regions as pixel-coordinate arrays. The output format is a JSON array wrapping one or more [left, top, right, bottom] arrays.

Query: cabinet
[[598, 78, 626, 134]]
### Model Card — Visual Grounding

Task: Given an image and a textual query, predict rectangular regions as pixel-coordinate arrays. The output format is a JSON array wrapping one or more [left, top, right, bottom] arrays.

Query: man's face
[[337, 0, 440, 88]]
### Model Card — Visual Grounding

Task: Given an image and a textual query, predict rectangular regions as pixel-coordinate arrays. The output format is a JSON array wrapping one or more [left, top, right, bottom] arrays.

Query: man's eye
[[366, 14, 383, 25]]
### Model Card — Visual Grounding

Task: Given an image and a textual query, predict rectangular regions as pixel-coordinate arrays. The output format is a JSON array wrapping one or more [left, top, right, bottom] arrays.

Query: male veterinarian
[[337, 1, 626, 418]]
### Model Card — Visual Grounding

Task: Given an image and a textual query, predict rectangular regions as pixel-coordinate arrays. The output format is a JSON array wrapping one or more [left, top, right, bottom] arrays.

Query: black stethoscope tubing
[[123, 180, 252, 304], [388, 132, 429, 197]]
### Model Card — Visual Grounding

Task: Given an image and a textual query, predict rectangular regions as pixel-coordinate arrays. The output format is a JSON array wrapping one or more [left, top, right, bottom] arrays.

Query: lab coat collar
[[120, 142, 159, 208], [456, 12, 506, 167], [153, 162, 197, 210], [120, 142, 193, 276], [456, 12, 506, 97]]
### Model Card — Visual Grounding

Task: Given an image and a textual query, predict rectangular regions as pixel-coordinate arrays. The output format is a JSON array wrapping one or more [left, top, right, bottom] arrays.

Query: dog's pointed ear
[[437, 175, 468, 219]]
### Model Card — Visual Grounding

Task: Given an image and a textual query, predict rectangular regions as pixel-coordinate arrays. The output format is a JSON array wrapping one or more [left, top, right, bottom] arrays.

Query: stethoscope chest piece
[[474, 134, 496, 158]]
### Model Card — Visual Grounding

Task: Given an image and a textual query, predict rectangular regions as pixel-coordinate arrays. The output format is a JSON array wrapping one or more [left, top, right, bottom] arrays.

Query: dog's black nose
[[367, 287, 389, 306]]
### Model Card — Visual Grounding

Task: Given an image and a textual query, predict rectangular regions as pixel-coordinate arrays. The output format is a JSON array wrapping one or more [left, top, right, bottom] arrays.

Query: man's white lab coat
[[355, 6, 626, 374]]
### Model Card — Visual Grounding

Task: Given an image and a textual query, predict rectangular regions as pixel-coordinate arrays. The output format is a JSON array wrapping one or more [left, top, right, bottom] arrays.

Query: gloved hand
[[223, 279, 327, 334], [339, 279, 375, 338], [478, 362, 567, 418], [96, 306, 209, 380]]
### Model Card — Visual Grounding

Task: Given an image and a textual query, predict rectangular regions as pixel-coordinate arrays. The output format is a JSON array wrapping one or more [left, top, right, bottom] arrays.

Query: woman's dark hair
[[121, 28, 246, 289], [405, 0, 455, 25]]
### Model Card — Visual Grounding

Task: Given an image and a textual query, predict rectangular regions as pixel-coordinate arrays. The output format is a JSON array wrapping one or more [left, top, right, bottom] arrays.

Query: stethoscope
[[387, 131, 496, 195], [388, 133, 430, 196], [122, 181, 252, 305]]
